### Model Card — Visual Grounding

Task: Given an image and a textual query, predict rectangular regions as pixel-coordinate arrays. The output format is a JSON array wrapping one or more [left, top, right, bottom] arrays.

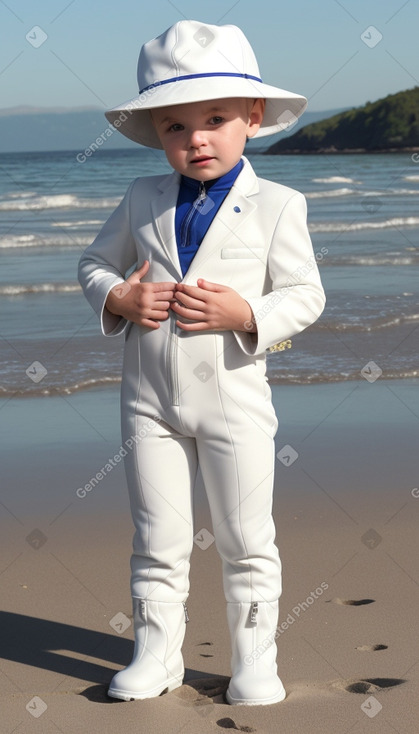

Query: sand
[[1, 381, 418, 733]]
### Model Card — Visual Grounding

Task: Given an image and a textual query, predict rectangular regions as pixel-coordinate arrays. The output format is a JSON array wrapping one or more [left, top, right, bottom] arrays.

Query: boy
[[78, 20, 325, 706]]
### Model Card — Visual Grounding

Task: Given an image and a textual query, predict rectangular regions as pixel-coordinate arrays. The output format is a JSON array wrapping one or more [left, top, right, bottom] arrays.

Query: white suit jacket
[[78, 156, 325, 356]]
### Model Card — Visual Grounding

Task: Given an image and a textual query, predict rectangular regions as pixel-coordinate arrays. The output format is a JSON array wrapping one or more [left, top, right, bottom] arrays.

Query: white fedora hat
[[105, 20, 307, 149]]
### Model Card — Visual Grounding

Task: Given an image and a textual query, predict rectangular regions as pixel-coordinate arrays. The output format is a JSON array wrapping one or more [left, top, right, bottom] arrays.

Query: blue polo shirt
[[175, 159, 244, 276]]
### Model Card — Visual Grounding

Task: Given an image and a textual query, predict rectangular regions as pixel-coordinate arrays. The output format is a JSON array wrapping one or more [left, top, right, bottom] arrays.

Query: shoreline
[[1, 373, 418, 399]]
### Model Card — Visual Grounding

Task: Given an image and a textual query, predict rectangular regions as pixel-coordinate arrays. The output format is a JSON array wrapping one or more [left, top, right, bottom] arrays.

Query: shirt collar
[[180, 158, 244, 193]]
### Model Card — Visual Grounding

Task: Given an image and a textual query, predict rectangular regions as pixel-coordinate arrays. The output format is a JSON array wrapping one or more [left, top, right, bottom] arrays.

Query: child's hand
[[105, 260, 176, 329], [171, 279, 257, 333]]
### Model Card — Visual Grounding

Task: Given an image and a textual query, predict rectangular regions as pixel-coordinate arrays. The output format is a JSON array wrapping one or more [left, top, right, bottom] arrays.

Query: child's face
[[151, 98, 265, 181]]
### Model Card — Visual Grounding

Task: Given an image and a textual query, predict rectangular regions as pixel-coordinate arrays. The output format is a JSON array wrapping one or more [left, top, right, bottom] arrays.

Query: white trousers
[[120, 321, 282, 604]]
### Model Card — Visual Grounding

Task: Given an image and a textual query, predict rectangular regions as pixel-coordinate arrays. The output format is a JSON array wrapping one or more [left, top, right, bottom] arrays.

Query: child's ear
[[246, 99, 265, 138]]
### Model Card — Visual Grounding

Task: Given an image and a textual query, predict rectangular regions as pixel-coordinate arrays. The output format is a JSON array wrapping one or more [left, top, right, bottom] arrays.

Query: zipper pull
[[250, 602, 258, 624], [183, 602, 190, 623], [198, 181, 206, 202], [194, 181, 206, 209], [140, 599, 147, 620]]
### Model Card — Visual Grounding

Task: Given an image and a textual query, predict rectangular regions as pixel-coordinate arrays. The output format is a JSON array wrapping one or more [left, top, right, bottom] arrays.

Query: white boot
[[226, 601, 286, 706], [108, 598, 188, 701]]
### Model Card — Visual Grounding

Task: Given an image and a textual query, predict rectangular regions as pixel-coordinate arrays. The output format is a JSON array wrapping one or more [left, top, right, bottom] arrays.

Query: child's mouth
[[190, 156, 214, 165]]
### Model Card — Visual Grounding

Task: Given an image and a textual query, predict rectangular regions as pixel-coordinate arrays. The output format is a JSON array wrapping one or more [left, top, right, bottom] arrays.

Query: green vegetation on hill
[[266, 87, 419, 153]]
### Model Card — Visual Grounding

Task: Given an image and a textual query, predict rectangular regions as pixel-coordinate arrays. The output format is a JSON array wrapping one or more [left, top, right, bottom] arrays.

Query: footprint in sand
[[216, 718, 256, 732], [197, 641, 214, 657], [328, 601, 388, 649], [176, 680, 259, 731], [174, 676, 230, 706], [332, 677, 405, 694], [327, 600, 397, 692], [329, 598, 375, 606]]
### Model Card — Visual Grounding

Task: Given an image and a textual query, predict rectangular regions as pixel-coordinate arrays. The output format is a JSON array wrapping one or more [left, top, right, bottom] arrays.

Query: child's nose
[[189, 129, 207, 148]]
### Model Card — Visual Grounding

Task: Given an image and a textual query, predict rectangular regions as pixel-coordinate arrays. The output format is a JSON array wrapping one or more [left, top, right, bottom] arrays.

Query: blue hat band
[[139, 71, 263, 95]]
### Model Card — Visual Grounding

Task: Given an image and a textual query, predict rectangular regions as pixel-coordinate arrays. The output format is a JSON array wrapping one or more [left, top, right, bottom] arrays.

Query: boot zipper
[[250, 601, 258, 624], [139, 600, 189, 623]]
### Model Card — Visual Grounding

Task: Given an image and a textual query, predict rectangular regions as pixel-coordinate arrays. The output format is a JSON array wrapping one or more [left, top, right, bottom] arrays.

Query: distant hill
[[266, 87, 419, 154], [0, 106, 347, 154]]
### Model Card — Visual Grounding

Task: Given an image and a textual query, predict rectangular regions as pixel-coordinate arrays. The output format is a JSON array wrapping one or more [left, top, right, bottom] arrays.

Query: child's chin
[[186, 163, 228, 180]]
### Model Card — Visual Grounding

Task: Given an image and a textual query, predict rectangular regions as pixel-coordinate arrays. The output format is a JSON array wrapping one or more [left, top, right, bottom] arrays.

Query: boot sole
[[226, 684, 286, 706], [107, 677, 182, 701]]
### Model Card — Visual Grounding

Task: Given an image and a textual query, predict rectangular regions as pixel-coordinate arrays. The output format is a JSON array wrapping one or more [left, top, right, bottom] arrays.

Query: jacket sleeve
[[77, 180, 137, 336], [233, 191, 326, 356]]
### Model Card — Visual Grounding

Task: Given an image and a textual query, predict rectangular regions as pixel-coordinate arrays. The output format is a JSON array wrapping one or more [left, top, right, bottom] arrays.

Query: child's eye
[[210, 116, 224, 125], [168, 123, 184, 132]]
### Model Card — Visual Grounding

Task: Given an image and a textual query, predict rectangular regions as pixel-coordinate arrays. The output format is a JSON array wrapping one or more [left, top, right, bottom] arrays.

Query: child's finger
[[133, 259, 150, 280], [173, 288, 207, 307], [196, 278, 227, 292], [176, 320, 209, 331], [149, 309, 171, 319], [152, 282, 177, 293], [175, 283, 208, 300], [138, 318, 160, 329], [151, 288, 176, 301], [171, 300, 206, 317]]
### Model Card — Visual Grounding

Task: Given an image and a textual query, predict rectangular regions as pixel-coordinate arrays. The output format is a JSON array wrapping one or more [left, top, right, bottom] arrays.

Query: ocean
[[1, 147, 418, 399]]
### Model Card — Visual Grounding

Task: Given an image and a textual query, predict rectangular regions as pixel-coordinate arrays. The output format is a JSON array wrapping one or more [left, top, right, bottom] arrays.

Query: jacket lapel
[[150, 170, 182, 278]]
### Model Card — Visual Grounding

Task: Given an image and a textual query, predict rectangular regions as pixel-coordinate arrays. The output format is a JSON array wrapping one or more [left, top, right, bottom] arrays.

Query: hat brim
[[104, 77, 307, 149]]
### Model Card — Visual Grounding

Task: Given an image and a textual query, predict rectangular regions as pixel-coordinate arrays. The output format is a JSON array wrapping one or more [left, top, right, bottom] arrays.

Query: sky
[[0, 0, 418, 114]]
